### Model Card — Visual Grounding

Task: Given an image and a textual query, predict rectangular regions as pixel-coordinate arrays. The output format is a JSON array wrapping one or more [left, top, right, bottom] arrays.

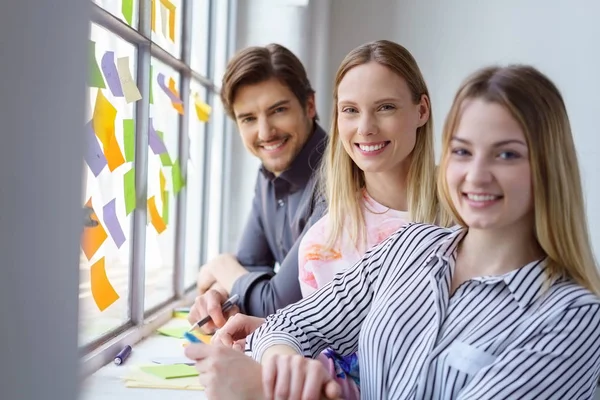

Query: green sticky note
[[121, 0, 134, 25], [162, 191, 169, 224], [123, 119, 135, 162], [172, 159, 185, 194], [155, 130, 173, 165], [124, 167, 136, 216], [140, 364, 199, 379], [149, 65, 154, 104], [88, 40, 106, 88], [156, 326, 187, 338]]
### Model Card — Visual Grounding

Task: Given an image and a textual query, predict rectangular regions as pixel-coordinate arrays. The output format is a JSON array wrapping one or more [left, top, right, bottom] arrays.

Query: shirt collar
[[433, 226, 551, 308], [260, 123, 327, 190]]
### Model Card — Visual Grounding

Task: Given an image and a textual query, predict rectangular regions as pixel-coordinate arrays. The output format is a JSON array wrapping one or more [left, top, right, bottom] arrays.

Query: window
[[82, 0, 233, 367]]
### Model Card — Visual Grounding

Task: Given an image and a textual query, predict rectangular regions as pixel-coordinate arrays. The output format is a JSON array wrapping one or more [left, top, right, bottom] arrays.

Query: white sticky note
[[116, 56, 142, 103]]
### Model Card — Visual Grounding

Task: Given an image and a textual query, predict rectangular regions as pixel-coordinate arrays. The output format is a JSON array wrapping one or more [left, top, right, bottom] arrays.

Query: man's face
[[232, 78, 316, 175]]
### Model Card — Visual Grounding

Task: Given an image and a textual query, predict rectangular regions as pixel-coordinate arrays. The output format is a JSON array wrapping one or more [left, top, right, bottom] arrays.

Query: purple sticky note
[[157, 73, 182, 104], [148, 119, 168, 154], [101, 51, 124, 97], [85, 122, 107, 176], [103, 198, 126, 249]]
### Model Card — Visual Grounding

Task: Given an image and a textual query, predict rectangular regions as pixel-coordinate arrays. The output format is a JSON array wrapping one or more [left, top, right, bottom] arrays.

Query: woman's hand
[[211, 314, 266, 351], [262, 353, 342, 400]]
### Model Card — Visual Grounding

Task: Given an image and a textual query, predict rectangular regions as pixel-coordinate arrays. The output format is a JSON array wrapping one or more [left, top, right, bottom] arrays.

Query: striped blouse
[[246, 223, 600, 399]]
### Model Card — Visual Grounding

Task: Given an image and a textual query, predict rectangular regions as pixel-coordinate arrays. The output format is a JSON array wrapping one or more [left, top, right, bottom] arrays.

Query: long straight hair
[[322, 40, 449, 250], [438, 65, 600, 295]]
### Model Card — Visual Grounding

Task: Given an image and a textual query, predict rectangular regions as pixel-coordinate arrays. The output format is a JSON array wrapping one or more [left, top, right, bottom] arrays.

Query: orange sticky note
[[90, 257, 120, 311], [92, 90, 117, 148], [104, 131, 126, 171], [148, 196, 167, 233], [160, 0, 176, 41], [81, 202, 108, 260], [168, 78, 184, 115]]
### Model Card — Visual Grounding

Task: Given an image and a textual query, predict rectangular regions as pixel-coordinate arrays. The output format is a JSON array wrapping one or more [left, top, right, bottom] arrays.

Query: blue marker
[[184, 331, 201, 343], [114, 345, 132, 365]]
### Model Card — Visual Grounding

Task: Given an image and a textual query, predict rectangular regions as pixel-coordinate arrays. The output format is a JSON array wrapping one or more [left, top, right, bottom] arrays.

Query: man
[[189, 43, 327, 333]]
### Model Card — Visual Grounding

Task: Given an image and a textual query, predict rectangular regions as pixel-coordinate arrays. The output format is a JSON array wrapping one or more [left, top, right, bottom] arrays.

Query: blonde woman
[[213, 64, 600, 399], [297, 40, 447, 398]]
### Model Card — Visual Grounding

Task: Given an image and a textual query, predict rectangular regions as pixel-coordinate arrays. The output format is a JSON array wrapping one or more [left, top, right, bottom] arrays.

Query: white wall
[[323, 0, 600, 259]]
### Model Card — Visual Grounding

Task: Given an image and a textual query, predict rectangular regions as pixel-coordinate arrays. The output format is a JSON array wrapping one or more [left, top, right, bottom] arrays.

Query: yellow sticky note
[[123, 366, 204, 391], [140, 364, 198, 379], [148, 196, 167, 233], [159, 169, 166, 194], [92, 90, 117, 148], [194, 94, 212, 122], [90, 257, 120, 311], [150, 0, 156, 32], [116, 57, 142, 103]]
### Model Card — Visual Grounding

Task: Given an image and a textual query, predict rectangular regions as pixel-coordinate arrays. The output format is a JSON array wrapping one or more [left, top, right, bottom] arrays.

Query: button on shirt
[[247, 223, 600, 399], [230, 124, 328, 316]]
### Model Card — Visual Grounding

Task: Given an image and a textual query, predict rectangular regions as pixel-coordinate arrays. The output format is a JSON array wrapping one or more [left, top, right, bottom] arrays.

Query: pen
[[114, 345, 132, 365], [187, 294, 239, 332]]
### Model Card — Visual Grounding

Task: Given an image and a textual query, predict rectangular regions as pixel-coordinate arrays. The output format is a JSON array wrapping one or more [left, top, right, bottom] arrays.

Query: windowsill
[[80, 312, 208, 399], [80, 289, 197, 378]]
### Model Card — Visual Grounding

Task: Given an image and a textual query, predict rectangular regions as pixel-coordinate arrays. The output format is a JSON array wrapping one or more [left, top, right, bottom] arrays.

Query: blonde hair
[[321, 40, 449, 250], [437, 65, 600, 295]]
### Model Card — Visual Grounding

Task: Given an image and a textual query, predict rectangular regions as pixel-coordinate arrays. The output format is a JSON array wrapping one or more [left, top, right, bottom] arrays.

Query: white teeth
[[358, 143, 386, 152], [263, 140, 285, 151], [467, 194, 499, 202]]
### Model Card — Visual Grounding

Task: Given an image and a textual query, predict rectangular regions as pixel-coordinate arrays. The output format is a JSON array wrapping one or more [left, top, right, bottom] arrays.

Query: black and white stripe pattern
[[247, 223, 600, 399]]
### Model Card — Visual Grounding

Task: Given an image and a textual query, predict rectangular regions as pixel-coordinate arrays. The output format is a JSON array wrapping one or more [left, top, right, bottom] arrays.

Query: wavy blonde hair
[[438, 65, 600, 295], [321, 40, 450, 250]]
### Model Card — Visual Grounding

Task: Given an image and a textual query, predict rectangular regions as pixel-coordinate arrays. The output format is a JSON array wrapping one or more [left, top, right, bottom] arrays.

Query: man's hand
[[197, 253, 249, 294], [188, 285, 239, 334], [262, 353, 342, 400], [197, 265, 217, 295], [211, 314, 266, 351], [185, 344, 265, 400]]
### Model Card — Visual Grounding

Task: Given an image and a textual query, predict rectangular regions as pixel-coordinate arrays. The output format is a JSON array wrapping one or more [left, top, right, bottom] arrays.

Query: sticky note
[[121, 0, 133, 25], [123, 366, 204, 390], [194, 95, 212, 122], [116, 56, 142, 103], [159, 169, 166, 194], [168, 77, 184, 114], [148, 119, 168, 154], [101, 51, 124, 97], [123, 119, 135, 162], [104, 130, 126, 171], [90, 257, 120, 311], [140, 364, 198, 380], [157, 73, 182, 104], [160, 151, 172, 166], [84, 122, 107, 176], [171, 159, 185, 194], [150, 0, 156, 32], [92, 90, 117, 147], [103, 198, 126, 248], [88, 41, 106, 88], [124, 167, 136, 216], [160, 0, 176, 42], [162, 191, 169, 224], [152, 357, 194, 366], [156, 327, 212, 344], [148, 196, 167, 233], [81, 202, 108, 260]]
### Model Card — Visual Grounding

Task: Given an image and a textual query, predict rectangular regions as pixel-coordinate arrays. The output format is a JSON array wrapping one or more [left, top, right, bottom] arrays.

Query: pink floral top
[[298, 191, 410, 297]]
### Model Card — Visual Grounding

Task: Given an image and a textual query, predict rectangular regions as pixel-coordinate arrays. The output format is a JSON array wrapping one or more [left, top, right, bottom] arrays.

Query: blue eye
[[451, 148, 470, 156], [341, 107, 358, 114], [498, 151, 520, 160]]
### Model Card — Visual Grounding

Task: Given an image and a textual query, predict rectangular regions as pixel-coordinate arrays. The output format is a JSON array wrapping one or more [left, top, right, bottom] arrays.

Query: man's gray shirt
[[230, 124, 327, 316]]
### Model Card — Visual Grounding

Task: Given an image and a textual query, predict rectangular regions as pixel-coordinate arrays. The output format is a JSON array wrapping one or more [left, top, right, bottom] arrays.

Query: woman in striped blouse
[[242, 64, 600, 399]]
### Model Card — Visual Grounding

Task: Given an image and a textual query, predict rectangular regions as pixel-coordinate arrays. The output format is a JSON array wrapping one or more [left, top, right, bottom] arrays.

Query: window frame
[[81, 0, 235, 376]]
